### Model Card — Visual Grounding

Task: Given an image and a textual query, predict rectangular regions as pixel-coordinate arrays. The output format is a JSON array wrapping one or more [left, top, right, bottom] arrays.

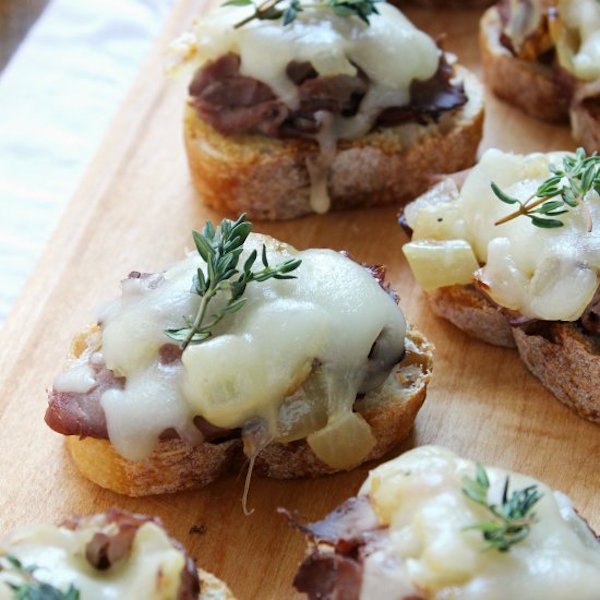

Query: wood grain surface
[[0, 2, 598, 599]]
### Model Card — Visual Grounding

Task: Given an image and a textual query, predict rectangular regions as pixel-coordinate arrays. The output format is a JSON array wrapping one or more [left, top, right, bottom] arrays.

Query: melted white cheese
[[59, 234, 406, 466], [405, 148, 600, 321], [359, 446, 600, 600], [0, 520, 186, 600], [169, 2, 442, 213], [557, 0, 600, 80]]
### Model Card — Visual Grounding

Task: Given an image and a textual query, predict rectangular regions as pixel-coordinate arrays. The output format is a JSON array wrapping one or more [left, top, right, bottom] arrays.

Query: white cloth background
[[0, 0, 176, 322]]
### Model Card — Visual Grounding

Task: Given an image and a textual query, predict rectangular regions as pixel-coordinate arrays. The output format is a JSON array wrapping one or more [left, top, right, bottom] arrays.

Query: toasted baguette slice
[[428, 284, 600, 423], [479, 6, 570, 122], [184, 66, 484, 221], [65, 327, 433, 496]]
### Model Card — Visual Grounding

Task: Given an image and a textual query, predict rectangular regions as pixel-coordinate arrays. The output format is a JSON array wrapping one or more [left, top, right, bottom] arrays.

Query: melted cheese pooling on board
[[358, 446, 600, 600], [0, 520, 185, 599], [64, 234, 406, 465], [404, 148, 600, 321]]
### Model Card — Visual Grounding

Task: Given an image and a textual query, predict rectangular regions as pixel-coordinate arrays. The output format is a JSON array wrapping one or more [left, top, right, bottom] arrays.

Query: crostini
[[0, 508, 234, 599], [287, 445, 600, 599], [481, 0, 600, 148], [46, 215, 433, 497], [402, 148, 600, 423], [168, 0, 484, 220]]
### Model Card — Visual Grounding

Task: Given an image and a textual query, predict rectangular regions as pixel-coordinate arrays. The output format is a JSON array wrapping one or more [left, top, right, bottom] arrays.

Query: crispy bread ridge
[[64, 328, 433, 496], [199, 568, 237, 600], [428, 284, 600, 423], [479, 7, 570, 122], [183, 66, 484, 220]]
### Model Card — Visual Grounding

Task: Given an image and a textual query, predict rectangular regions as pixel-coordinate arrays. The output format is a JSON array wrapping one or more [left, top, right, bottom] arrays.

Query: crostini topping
[[403, 148, 600, 321], [227, 0, 382, 29], [0, 511, 198, 600], [491, 147, 599, 231], [499, 0, 600, 81], [166, 214, 301, 350], [50, 222, 407, 469], [462, 463, 542, 552], [291, 446, 600, 599]]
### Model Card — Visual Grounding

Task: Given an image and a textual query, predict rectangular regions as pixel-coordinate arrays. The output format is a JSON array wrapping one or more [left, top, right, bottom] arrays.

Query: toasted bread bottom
[[65, 327, 433, 496], [479, 7, 570, 123], [428, 284, 600, 424], [183, 67, 484, 220]]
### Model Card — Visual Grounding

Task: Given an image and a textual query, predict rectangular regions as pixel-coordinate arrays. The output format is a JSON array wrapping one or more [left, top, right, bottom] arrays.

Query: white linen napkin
[[0, 0, 175, 322]]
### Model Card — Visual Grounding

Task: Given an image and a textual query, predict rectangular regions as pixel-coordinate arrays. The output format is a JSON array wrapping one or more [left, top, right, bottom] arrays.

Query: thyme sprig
[[492, 148, 600, 231], [165, 215, 301, 350], [462, 464, 543, 553], [224, 0, 382, 29], [1, 555, 80, 599]]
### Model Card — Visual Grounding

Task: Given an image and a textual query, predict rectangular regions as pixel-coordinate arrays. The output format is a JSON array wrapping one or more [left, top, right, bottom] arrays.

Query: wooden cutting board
[[0, 2, 597, 598]]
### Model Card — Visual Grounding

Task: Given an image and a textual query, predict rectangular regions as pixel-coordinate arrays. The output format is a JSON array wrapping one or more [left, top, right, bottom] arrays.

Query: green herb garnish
[[462, 463, 543, 552], [224, 0, 382, 29], [1, 555, 80, 600], [165, 214, 301, 350], [492, 147, 599, 231]]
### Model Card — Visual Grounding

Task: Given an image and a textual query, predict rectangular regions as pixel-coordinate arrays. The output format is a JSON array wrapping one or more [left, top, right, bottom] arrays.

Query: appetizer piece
[[481, 0, 600, 148], [0, 508, 234, 599], [288, 445, 600, 599], [402, 148, 600, 423], [169, 0, 484, 219], [46, 216, 433, 497]]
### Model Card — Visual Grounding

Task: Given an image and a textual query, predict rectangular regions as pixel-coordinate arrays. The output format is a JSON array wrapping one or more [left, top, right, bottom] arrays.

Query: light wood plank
[[0, 3, 597, 599]]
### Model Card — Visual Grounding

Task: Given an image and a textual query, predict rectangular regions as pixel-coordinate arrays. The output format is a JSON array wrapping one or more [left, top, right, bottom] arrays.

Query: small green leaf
[[222, 0, 254, 5], [491, 182, 520, 205], [529, 216, 564, 228]]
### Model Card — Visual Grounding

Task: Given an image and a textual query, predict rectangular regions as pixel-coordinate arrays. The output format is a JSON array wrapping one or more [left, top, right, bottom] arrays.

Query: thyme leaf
[[462, 464, 543, 552], [492, 147, 600, 231], [0, 555, 80, 599], [225, 0, 382, 29], [165, 214, 301, 350]]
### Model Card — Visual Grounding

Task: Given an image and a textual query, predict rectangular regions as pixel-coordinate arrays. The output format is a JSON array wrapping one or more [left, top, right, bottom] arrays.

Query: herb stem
[[182, 289, 213, 350], [234, 0, 280, 28], [494, 194, 551, 226]]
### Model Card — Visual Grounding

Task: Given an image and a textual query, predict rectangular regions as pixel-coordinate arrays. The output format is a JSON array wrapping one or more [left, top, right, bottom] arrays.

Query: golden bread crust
[[63, 327, 433, 495], [479, 7, 570, 122], [183, 66, 484, 220], [428, 284, 600, 423]]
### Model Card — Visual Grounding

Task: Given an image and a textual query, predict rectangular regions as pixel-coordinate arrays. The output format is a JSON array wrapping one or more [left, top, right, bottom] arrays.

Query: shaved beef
[[189, 52, 466, 139], [582, 287, 600, 335], [45, 365, 123, 439], [62, 509, 200, 600]]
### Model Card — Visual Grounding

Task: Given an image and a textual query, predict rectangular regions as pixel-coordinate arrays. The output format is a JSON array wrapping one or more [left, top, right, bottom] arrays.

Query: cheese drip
[[63, 234, 406, 466], [404, 148, 600, 321], [358, 446, 600, 600], [0, 521, 185, 600], [169, 2, 441, 213]]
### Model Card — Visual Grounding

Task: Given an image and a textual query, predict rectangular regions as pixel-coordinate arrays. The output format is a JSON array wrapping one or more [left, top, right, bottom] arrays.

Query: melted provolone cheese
[[0, 520, 185, 600], [58, 234, 406, 467], [404, 148, 600, 321], [358, 446, 600, 600], [556, 0, 600, 80]]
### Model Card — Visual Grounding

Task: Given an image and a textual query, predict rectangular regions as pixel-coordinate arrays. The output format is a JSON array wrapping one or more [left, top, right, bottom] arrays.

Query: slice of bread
[[184, 66, 484, 221], [427, 284, 600, 423], [479, 6, 570, 122], [64, 327, 433, 496]]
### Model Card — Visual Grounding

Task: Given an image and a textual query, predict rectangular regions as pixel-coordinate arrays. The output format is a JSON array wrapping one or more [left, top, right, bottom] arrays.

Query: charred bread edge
[[428, 284, 600, 423], [183, 66, 484, 220], [479, 6, 570, 122], [64, 327, 433, 496]]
